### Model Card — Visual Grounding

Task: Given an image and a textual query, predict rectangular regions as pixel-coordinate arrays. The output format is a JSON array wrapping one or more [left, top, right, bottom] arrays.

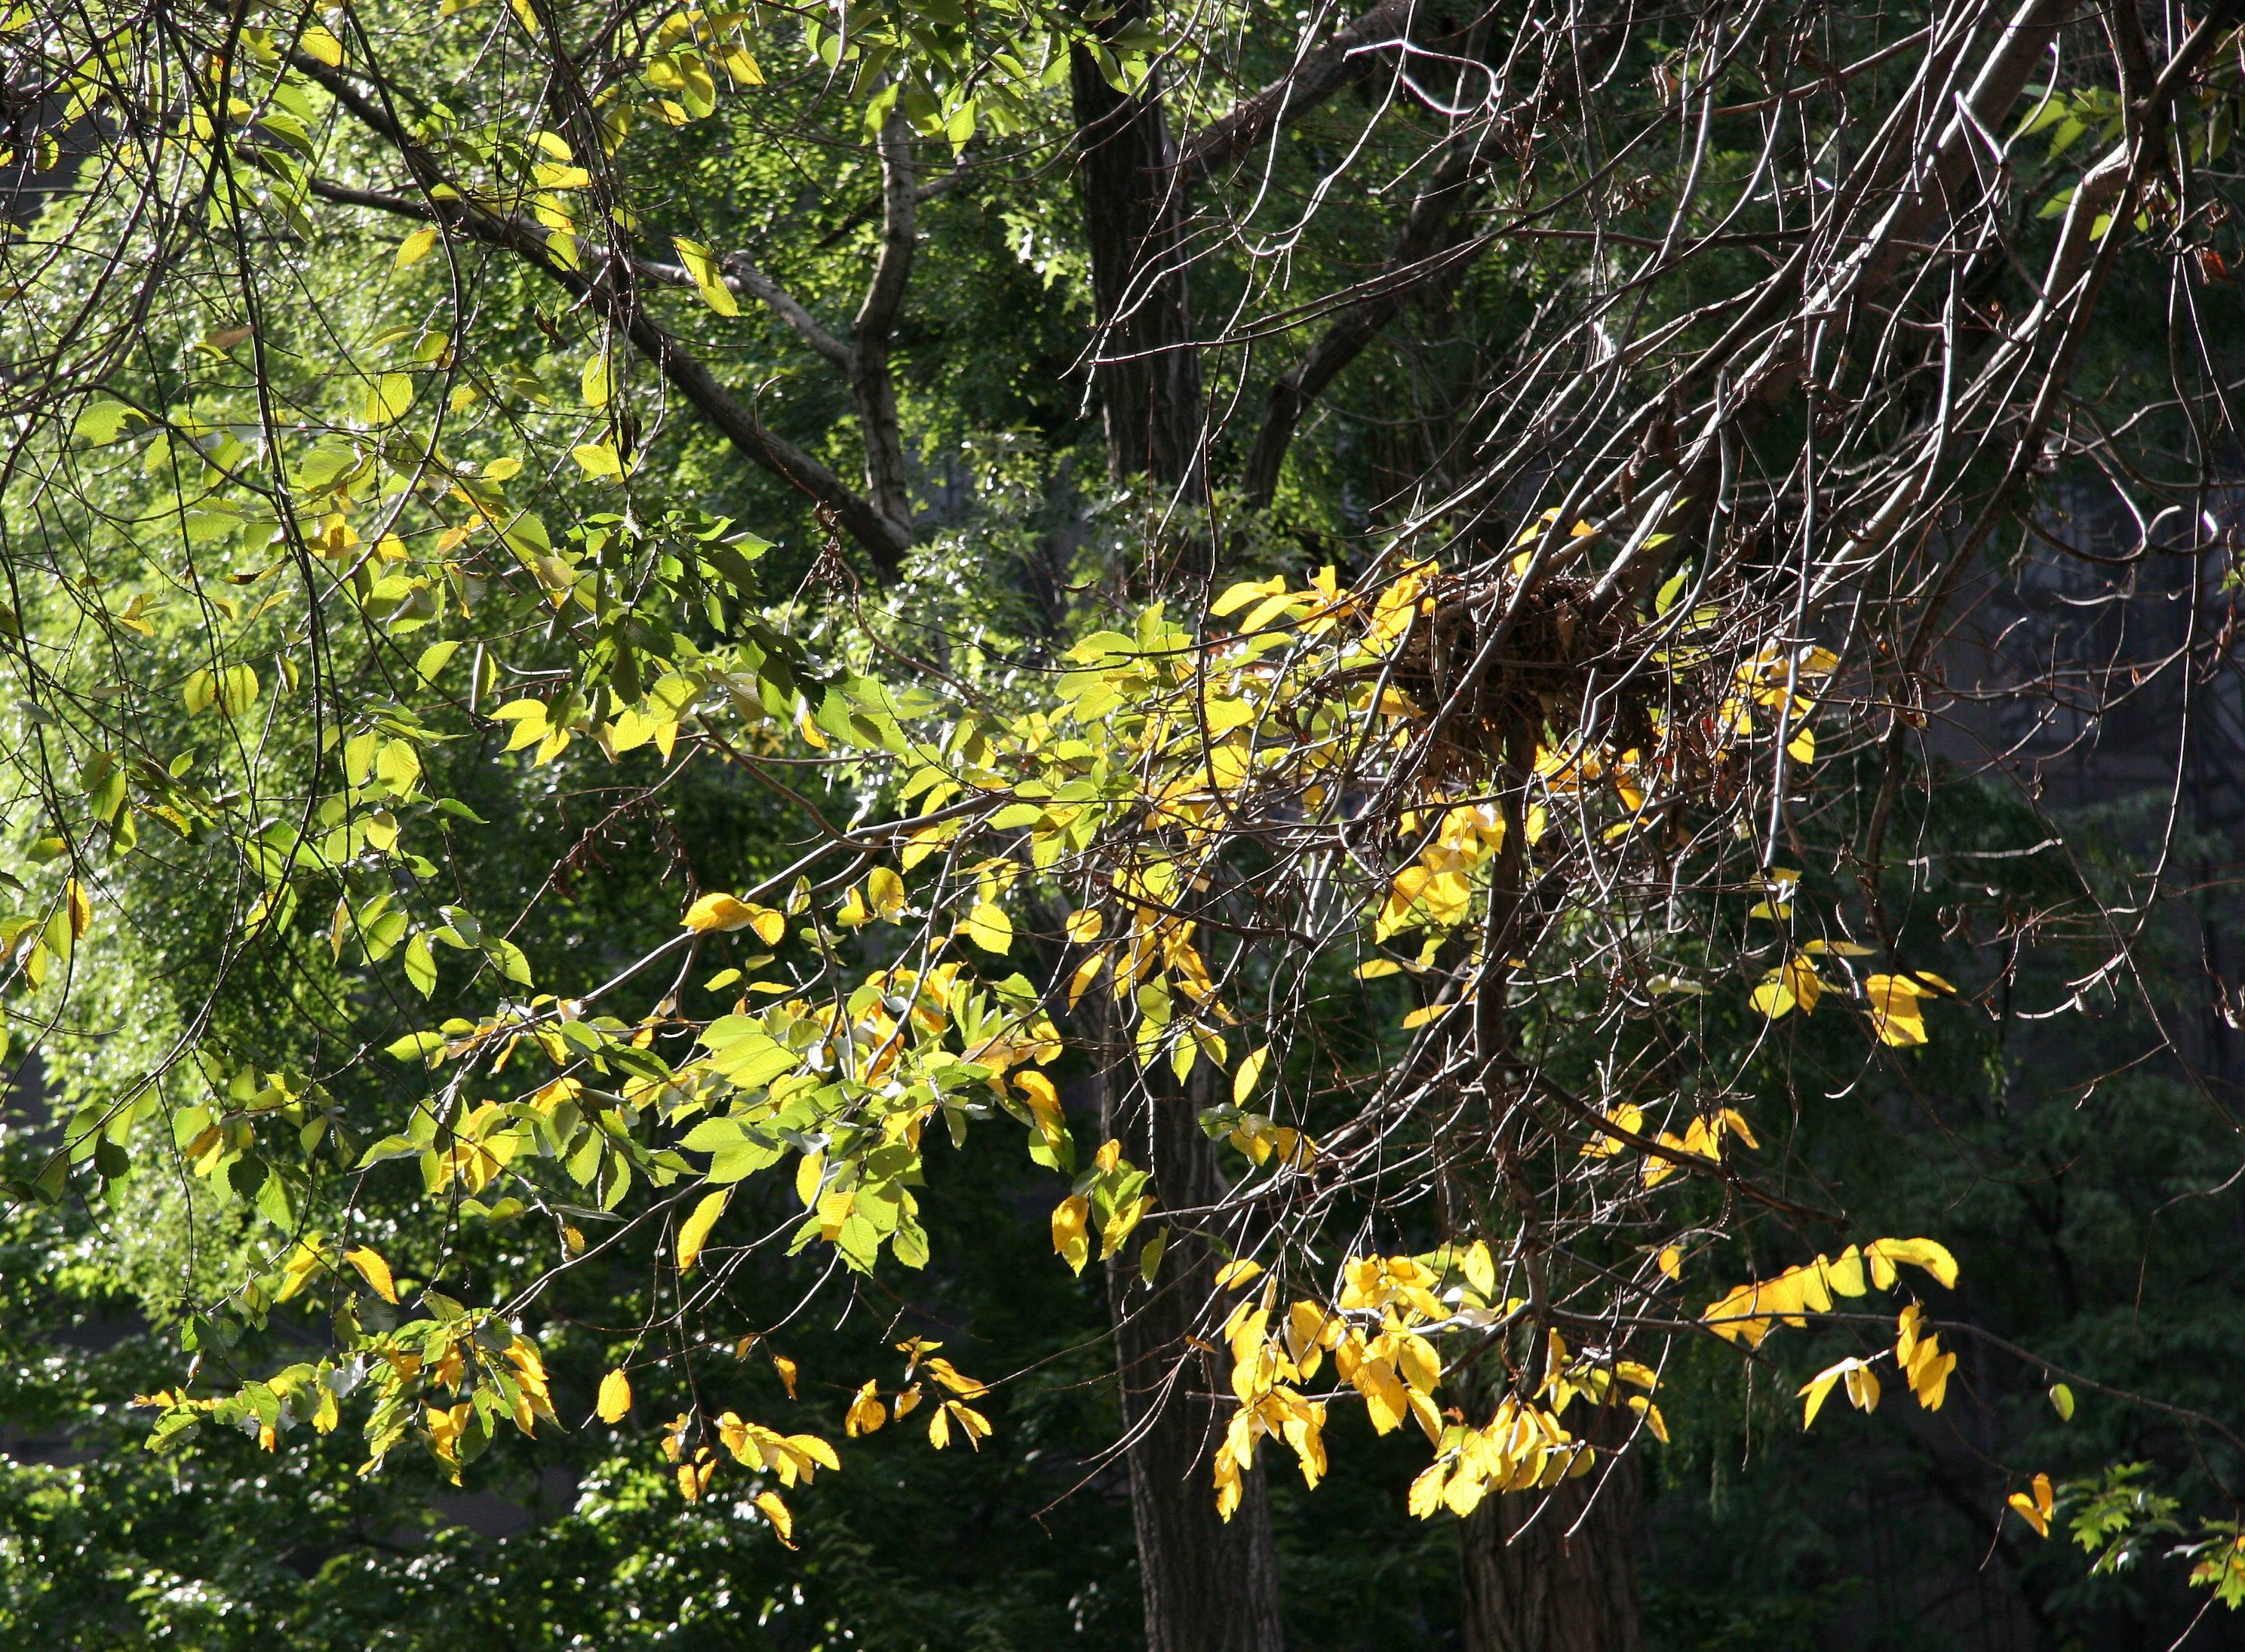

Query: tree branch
[[293, 54, 912, 579], [1172, 0, 1413, 192], [1239, 134, 1485, 508], [720, 254, 851, 366], [848, 106, 916, 533]]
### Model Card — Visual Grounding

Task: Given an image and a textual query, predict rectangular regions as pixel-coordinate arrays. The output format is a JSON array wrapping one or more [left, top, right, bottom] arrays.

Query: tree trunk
[[1101, 1059, 1285, 1652], [1069, 16, 1281, 1644], [1458, 1450, 1645, 1652], [1070, 12, 1204, 490]]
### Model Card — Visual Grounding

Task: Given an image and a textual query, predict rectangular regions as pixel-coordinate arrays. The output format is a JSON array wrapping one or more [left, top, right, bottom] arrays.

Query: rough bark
[[1070, 14, 1203, 490], [1101, 1057, 1285, 1652], [849, 106, 917, 537], [1458, 1449, 1645, 1652], [1070, 17, 1282, 1641]]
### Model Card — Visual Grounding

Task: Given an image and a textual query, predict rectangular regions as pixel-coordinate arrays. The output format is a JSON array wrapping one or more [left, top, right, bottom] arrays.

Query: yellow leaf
[[395, 226, 438, 270], [1799, 1362, 1845, 1429], [1657, 1245, 1682, 1281], [1407, 1460, 1448, 1519], [756, 1489, 796, 1547], [867, 866, 907, 918], [794, 1150, 825, 1208], [299, 24, 343, 65], [682, 892, 751, 932], [2007, 1472, 2055, 1538], [570, 443, 623, 478], [1865, 973, 1939, 1046], [681, 892, 782, 941], [964, 901, 1013, 953], [1396, 1333, 1442, 1393], [1912, 1347, 1957, 1410], [1067, 950, 1107, 1008], [1052, 1195, 1089, 1275], [1866, 1236, 1960, 1290], [923, 1357, 989, 1399], [1825, 1248, 1869, 1296], [1750, 980, 1796, 1019], [1213, 1259, 1264, 1289], [597, 1368, 632, 1423], [671, 235, 742, 318], [1460, 1239, 1496, 1298], [1212, 576, 1285, 617], [1241, 590, 1301, 633], [943, 1399, 993, 1449], [2050, 1383, 2075, 1421], [65, 877, 90, 939], [344, 1246, 399, 1303], [1233, 1045, 1270, 1107], [845, 1378, 887, 1436], [1064, 907, 1104, 944], [677, 1188, 729, 1273], [582, 350, 614, 407]]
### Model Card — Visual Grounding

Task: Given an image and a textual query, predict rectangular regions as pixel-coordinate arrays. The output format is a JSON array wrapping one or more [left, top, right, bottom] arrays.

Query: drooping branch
[[293, 55, 913, 579], [1583, 0, 2079, 605]]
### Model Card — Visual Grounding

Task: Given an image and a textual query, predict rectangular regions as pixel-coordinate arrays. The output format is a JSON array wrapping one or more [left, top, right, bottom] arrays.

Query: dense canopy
[[5, 0, 2245, 1645]]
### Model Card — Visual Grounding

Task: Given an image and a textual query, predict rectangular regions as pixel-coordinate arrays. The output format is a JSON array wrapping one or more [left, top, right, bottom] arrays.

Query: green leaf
[[570, 443, 624, 478], [384, 1030, 447, 1064], [394, 225, 439, 270], [255, 1165, 293, 1228], [364, 373, 415, 426], [582, 351, 615, 408], [892, 1215, 929, 1270], [672, 236, 741, 317], [415, 640, 460, 682], [72, 401, 141, 444], [1139, 1226, 1169, 1285], [1655, 567, 1690, 618], [403, 932, 437, 996], [356, 1134, 421, 1168]]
